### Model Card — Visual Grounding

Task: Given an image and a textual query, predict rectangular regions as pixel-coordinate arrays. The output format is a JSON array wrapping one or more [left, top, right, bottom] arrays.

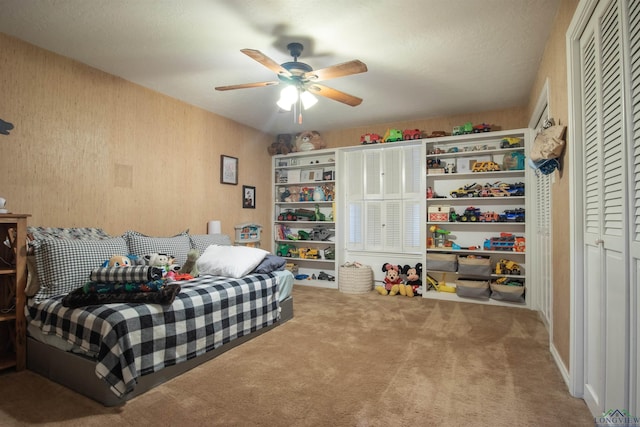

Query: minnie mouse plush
[[376, 263, 403, 296]]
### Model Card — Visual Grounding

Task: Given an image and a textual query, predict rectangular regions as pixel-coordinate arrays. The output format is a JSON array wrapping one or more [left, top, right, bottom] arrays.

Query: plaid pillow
[[27, 226, 111, 241], [189, 234, 231, 255], [25, 227, 113, 296], [33, 237, 129, 302], [123, 230, 191, 266]]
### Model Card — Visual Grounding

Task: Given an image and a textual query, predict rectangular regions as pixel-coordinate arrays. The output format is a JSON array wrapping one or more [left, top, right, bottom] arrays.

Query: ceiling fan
[[215, 42, 368, 108]]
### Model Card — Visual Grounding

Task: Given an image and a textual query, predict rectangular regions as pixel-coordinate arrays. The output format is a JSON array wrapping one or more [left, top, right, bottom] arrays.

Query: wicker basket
[[339, 264, 373, 294]]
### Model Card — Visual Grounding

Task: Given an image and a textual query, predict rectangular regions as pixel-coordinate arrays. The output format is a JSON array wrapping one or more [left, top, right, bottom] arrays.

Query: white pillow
[[197, 245, 268, 278]]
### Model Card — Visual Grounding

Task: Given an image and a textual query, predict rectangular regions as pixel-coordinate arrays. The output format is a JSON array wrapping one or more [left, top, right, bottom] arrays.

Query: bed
[[23, 227, 294, 406]]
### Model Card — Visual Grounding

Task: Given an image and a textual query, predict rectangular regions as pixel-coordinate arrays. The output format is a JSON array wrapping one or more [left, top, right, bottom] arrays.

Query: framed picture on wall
[[243, 185, 256, 209], [220, 155, 238, 185]]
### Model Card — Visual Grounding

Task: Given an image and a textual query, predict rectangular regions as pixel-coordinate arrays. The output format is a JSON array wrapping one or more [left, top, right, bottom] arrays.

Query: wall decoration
[[220, 155, 238, 185], [243, 185, 256, 209], [0, 118, 14, 136]]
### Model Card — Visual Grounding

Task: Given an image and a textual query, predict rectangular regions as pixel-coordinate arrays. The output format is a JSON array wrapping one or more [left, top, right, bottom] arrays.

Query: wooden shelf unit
[[0, 214, 30, 372]]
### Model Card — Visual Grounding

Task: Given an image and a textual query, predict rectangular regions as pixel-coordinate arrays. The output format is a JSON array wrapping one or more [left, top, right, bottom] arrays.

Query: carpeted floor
[[0, 286, 593, 426]]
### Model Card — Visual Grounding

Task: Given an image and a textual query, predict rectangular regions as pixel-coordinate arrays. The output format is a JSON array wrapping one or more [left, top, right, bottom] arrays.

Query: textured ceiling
[[0, 0, 560, 135]]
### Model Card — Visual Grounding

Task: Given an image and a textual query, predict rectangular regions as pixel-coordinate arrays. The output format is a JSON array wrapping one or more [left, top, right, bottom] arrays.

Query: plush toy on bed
[[401, 263, 423, 298], [293, 130, 326, 152], [178, 248, 200, 278], [376, 263, 403, 296], [144, 253, 180, 277], [102, 255, 132, 267]]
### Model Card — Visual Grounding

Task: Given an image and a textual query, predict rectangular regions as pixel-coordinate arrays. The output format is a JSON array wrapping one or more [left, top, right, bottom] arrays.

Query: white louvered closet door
[[578, 0, 630, 414], [628, 0, 640, 416], [534, 169, 552, 328]]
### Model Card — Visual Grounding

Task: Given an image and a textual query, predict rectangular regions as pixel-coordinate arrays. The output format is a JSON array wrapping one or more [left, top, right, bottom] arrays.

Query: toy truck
[[484, 233, 516, 251], [383, 128, 403, 142], [479, 211, 500, 222], [473, 123, 491, 133], [402, 129, 422, 140], [495, 259, 522, 275], [450, 183, 479, 198], [459, 207, 481, 222], [500, 137, 524, 148], [499, 208, 526, 222], [472, 161, 501, 172], [360, 133, 382, 144]]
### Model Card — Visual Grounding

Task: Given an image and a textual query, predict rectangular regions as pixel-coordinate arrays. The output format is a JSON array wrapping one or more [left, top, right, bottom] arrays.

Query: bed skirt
[[27, 296, 294, 406]]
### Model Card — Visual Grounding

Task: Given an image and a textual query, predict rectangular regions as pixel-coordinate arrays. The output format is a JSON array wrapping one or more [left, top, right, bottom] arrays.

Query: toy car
[[459, 207, 481, 222], [473, 123, 491, 133], [383, 128, 403, 142], [402, 129, 422, 140], [500, 137, 524, 148], [495, 259, 522, 275], [450, 183, 479, 198], [499, 208, 526, 222], [471, 161, 501, 172], [360, 133, 382, 144], [277, 243, 296, 257], [479, 211, 500, 222], [278, 210, 297, 221], [429, 131, 448, 138]]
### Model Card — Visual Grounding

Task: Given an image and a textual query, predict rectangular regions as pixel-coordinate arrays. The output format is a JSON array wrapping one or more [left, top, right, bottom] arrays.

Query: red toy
[[361, 133, 382, 144], [402, 129, 422, 140], [376, 263, 403, 296]]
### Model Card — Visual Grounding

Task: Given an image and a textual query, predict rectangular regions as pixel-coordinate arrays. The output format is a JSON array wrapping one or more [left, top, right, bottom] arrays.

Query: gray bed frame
[[27, 296, 293, 406]]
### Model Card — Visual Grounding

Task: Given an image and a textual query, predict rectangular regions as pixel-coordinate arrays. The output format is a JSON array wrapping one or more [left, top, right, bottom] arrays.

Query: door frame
[[528, 79, 555, 335]]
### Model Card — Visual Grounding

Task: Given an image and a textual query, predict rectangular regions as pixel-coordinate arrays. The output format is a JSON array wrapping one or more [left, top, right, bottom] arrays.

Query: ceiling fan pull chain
[[298, 96, 303, 124]]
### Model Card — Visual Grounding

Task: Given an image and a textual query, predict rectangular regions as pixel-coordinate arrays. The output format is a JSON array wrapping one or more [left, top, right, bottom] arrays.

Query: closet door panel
[[628, 0, 640, 414]]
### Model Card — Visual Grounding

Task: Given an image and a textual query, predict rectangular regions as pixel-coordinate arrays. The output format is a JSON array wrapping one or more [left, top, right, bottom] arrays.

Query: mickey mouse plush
[[401, 263, 423, 298], [376, 263, 403, 296]]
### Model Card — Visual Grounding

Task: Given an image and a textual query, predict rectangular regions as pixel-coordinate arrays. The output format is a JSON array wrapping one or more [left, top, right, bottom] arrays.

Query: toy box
[[490, 281, 525, 303], [455, 279, 490, 298], [428, 205, 450, 222], [457, 255, 491, 276], [426, 253, 457, 272]]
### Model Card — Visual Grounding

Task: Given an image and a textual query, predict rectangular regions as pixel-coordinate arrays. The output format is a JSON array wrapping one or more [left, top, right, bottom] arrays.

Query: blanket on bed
[[61, 283, 181, 308], [27, 273, 279, 398]]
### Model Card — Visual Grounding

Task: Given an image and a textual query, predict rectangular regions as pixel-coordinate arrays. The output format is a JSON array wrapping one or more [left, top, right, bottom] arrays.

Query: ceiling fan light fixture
[[300, 90, 318, 109], [277, 85, 298, 111]]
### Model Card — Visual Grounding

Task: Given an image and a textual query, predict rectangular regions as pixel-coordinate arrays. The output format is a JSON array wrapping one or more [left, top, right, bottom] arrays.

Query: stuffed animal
[[401, 263, 423, 297], [102, 255, 132, 267], [376, 263, 403, 296], [143, 253, 180, 276], [267, 133, 294, 155], [293, 130, 326, 152], [179, 248, 200, 277]]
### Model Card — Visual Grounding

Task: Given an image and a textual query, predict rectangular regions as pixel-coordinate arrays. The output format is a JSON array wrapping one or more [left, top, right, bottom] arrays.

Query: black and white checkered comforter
[[26, 273, 279, 398]]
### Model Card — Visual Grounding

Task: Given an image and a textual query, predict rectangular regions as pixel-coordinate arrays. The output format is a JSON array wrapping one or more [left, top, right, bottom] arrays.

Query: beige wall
[[526, 0, 579, 372], [0, 33, 273, 238]]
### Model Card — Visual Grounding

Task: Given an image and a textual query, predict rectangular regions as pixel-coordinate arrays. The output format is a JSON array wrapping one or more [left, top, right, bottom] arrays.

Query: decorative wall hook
[[0, 118, 14, 135]]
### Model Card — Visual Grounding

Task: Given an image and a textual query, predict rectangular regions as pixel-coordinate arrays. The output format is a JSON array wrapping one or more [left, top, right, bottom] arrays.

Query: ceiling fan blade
[[241, 49, 291, 77], [304, 60, 368, 82], [215, 81, 279, 91], [307, 83, 363, 107]]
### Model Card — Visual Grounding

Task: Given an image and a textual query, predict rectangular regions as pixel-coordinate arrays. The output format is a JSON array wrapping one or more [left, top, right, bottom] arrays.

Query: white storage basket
[[339, 264, 373, 294]]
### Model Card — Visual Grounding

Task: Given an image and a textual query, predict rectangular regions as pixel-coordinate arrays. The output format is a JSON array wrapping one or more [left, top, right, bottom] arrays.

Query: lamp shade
[[301, 91, 318, 109], [277, 85, 299, 111], [207, 220, 221, 235]]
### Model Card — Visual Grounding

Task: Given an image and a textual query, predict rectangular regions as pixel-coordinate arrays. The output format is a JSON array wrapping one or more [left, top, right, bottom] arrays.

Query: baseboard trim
[[550, 342, 572, 394]]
